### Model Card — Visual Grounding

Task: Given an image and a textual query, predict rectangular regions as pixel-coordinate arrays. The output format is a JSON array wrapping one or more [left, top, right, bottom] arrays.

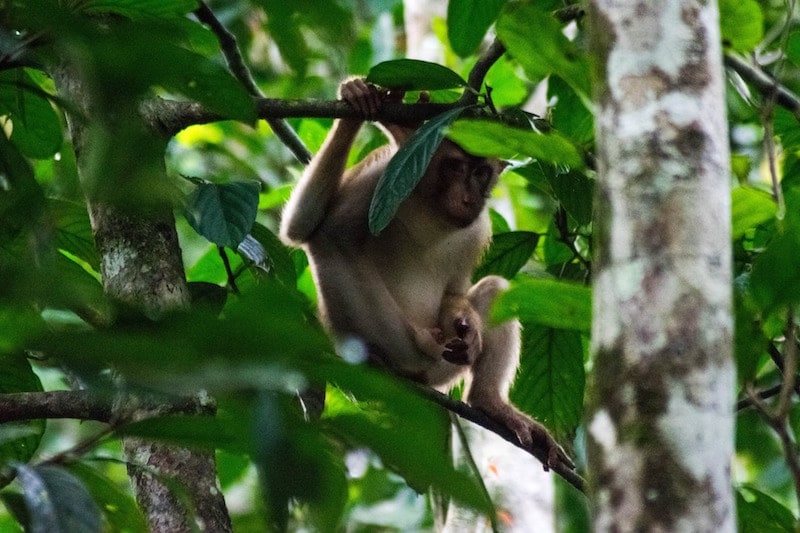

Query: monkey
[[280, 78, 572, 470]]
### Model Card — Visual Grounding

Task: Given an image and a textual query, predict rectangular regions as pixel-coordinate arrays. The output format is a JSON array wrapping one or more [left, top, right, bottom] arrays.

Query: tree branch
[[459, 38, 506, 106], [0, 390, 211, 424], [724, 53, 800, 120], [415, 386, 586, 493]]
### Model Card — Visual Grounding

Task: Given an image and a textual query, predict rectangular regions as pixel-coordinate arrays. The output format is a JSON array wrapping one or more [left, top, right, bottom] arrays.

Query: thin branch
[[746, 386, 800, 506], [737, 384, 783, 411], [767, 342, 800, 399], [778, 314, 798, 419], [194, 1, 312, 164], [416, 386, 586, 493], [459, 38, 506, 106], [724, 53, 800, 121]]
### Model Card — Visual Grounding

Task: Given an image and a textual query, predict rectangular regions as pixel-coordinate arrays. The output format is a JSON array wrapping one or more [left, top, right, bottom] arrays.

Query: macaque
[[280, 78, 571, 470]]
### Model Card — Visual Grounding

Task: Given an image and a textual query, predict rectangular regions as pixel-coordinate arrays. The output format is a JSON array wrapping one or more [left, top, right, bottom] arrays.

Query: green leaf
[[719, 0, 764, 53], [185, 181, 260, 248], [367, 60, 467, 91], [447, 0, 506, 57], [474, 231, 539, 281], [548, 76, 594, 146], [49, 199, 99, 270], [368, 107, 465, 234], [448, 119, 584, 168], [492, 278, 591, 331], [497, 2, 591, 100], [511, 325, 585, 441], [731, 186, 776, 240], [548, 169, 594, 226], [0, 70, 62, 159], [65, 463, 147, 533], [736, 485, 795, 533], [15, 464, 102, 533], [750, 189, 800, 311]]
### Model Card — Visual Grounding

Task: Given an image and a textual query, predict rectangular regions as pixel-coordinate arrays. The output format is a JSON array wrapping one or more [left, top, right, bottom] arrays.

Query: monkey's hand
[[339, 77, 403, 119], [410, 324, 448, 361], [439, 302, 482, 366]]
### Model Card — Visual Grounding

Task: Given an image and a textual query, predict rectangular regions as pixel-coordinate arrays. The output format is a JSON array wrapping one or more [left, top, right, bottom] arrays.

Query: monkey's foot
[[479, 402, 575, 472]]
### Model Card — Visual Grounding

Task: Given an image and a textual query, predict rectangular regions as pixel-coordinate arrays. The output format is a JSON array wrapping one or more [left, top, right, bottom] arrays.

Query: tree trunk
[[586, 1, 735, 531], [53, 67, 233, 533]]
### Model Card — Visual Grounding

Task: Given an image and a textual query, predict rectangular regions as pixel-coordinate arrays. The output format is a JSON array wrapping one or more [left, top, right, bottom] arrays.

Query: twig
[[459, 38, 506, 106], [746, 386, 800, 506], [415, 385, 586, 493], [778, 313, 798, 419], [194, 1, 312, 164], [724, 54, 800, 121], [767, 343, 800, 399], [737, 384, 782, 411], [218, 245, 239, 294]]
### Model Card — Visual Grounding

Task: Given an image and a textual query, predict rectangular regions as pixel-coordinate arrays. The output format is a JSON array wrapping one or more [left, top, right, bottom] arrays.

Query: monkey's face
[[424, 145, 499, 227]]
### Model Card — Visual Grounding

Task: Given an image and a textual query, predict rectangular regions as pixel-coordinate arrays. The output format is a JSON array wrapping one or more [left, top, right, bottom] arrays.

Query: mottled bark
[[587, 1, 735, 531], [53, 66, 232, 533]]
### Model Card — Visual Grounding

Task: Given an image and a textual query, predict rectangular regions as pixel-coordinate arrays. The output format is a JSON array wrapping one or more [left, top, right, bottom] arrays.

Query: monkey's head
[[418, 141, 503, 228]]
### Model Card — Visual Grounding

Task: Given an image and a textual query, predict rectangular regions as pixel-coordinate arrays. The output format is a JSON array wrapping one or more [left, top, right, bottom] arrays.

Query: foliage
[[0, 0, 799, 530]]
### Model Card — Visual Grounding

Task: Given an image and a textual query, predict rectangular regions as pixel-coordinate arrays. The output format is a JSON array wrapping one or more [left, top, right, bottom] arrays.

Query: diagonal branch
[[724, 53, 800, 120], [415, 386, 586, 493], [193, 1, 312, 164]]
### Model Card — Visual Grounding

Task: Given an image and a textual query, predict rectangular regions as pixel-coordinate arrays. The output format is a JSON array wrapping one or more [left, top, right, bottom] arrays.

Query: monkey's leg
[[465, 276, 573, 471]]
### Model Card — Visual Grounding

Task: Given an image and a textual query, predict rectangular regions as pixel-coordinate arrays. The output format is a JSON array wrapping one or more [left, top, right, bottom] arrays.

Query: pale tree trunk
[[53, 69, 232, 533], [586, 1, 735, 531]]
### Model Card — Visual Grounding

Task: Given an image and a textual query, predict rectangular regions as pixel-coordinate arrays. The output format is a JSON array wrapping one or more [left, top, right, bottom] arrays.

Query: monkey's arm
[[279, 118, 363, 245]]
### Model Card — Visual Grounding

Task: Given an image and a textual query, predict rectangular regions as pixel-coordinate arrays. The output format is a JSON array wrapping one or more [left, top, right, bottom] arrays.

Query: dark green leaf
[[448, 120, 584, 168], [185, 181, 260, 248], [548, 76, 594, 146], [474, 231, 539, 280], [548, 169, 594, 226], [65, 463, 147, 533], [732, 187, 776, 240], [736, 485, 795, 533], [447, 0, 506, 57], [0, 70, 62, 159], [15, 464, 102, 533], [733, 274, 765, 385], [369, 107, 465, 234], [367, 60, 467, 91], [492, 278, 591, 331], [511, 325, 585, 441], [497, 2, 591, 100], [719, 0, 764, 53]]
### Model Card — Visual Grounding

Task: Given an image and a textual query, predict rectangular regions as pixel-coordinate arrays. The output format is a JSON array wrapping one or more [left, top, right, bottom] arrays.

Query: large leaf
[[83, 0, 197, 18], [548, 169, 594, 226], [0, 70, 62, 159], [447, 0, 506, 57], [49, 199, 99, 270], [15, 464, 102, 533], [731, 186, 775, 240], [511, 325, 585, 441], [185, 181, 260, 248], [492, 278, 591, 331], [367, 60, 467, 91], [719, 0, 764, 53], [368, 107, 465, 234], [473, 231, 539, 281], [448, 119, 584, 169], [497, 2, 591, 100]]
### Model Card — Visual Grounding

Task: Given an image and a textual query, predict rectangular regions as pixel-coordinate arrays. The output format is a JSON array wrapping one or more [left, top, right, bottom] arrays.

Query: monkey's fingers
[[340, 78, 383, 118]]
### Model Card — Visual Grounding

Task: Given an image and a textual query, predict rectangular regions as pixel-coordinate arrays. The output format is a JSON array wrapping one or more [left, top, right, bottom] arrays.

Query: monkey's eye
[[471, 164, 493, 187], [442, 158, 469, 179]]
